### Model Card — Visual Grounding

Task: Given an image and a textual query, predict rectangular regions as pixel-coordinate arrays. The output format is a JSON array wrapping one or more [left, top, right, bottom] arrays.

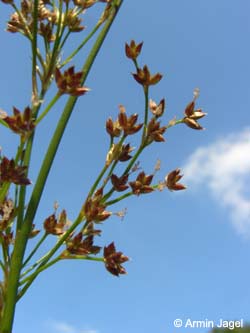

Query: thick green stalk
[[1, 2, 123, 332]]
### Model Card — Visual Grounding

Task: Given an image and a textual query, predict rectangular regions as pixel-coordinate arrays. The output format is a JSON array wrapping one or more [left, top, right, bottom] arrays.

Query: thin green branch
[[22, 233, 48, 269], [19, 256, 61, 287], [60, 22, 102, 68], [35, 94, 60, 124]]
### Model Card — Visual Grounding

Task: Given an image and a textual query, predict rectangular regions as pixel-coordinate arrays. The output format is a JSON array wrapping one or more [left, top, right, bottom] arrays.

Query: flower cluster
[[0, 157, 31, 186], [104, 242, 129, 276], [4, 106, 35, 141], [84, 188, 111, 223], [66, 233, 101, 256], [4, 0, 106, 36], [43, 210, 68, 235], [182, 89, 207, 130], [55, 67, 90, 97]]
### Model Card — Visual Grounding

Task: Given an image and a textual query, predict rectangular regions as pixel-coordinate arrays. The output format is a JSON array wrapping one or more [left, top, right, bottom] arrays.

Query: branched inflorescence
[[0, 1, 206, 330]]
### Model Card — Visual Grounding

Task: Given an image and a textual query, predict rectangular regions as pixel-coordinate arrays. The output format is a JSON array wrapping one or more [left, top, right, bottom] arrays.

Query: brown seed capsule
[[125, 40, 143, 60], [104, 242, 129, 276], [165, 169, 186, 191], [133, 65, 162, 87], [55, 67, 90, 96], [129, 171, 154, 195]]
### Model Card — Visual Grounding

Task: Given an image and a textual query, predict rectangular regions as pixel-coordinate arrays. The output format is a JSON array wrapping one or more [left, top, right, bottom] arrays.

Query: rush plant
[[0, 1, 206, 332]]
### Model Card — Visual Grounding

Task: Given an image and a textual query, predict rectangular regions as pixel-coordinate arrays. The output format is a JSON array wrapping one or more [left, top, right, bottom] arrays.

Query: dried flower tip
[[118, 104, 126, 114], [131, 161, 140, 173], [165, 168, 186, 191], [0, 109, 7, 119], [53, 201, 59, 211], [104, 242, 129, 276], [168, 117, 177, 127], [193, 87, 200, 100], [125, 40, 143, 60], [157, 181, 165, 191], [115, 208, 127, 220], [154, 159, 161, 172], [149, 99, 165, 117]]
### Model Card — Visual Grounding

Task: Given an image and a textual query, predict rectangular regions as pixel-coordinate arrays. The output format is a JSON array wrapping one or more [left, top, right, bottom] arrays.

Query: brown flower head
[[0, 157, 31, 186], [106, 117, 122, 138], [29, 224, 40, 238], [145, 118, 166, 144], [0, 198, 14, 231], [64, 9, 85, 32], [183, 89, 207, 130], [83, 221, 102, 237], [104, 242, 129, 276], [4, 106, 35, 140], [66, 233, 101, 255], [1, 0, 13, 4], [111, 174, 129, 192], [55, 67, 90, 96], [125, 40, 143, 60], [43, 210, 68, 235], [149, 98, 165, 118], [73, 0, 96, 8], [118, 105, 143, 136], [1, 231, 14, 247], [133, 65, 162, 87], [165, 168, 186, 191], [118, 144, 133, 162], [129, 171, 154, 195], [39, 22, 55, 42], [84, 188, 111, 223], [183, 117, 204, 130]]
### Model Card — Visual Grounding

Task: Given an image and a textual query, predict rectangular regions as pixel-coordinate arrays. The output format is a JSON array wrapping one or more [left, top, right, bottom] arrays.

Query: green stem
[[60, 22, 102, 68], [17, 213, 83, 300], [31, 0, 39, 103], [0, 119, 9, 128], [105, 191, 133, 206], [1, 2, 123, 331], [63, 255, 104, 262], [142, 86, 149, 141], [35, 94, 60, 124], [88, 135, 126, 197], [22, 233, 48, 269], [19, 256, 61, 286]]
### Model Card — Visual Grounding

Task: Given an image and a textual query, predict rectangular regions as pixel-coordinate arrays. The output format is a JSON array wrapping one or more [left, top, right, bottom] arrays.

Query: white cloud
[[47, 320, 98, 333], [183, 128, 250, 235]]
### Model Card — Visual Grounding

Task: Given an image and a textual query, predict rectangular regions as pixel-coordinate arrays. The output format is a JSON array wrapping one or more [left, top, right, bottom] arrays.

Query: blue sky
[[1, 1, 250, 333]]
